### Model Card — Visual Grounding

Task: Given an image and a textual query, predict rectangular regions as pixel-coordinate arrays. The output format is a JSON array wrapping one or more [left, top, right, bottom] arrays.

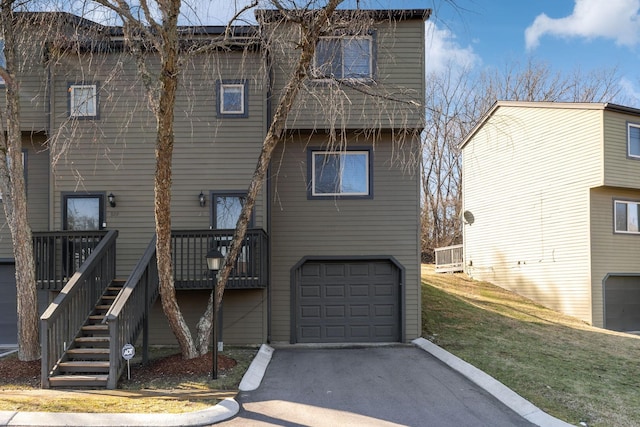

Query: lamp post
[[206, 248, 224, 380]]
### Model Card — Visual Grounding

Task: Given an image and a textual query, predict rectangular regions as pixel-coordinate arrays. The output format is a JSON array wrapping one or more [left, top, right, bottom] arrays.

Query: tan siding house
[[0, 8, 427, 352], [462, 101, 640, 331]]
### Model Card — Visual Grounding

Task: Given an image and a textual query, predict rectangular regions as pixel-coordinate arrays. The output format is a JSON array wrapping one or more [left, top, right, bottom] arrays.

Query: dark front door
[[62, 194, 105, 275], [295, 260, 401, 343]]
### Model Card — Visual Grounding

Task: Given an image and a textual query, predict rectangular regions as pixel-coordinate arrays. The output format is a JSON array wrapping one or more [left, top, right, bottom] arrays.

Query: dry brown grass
[[422, 265, 640, 427]]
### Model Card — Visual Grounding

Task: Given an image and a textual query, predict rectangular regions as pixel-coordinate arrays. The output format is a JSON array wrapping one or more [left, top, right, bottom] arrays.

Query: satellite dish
[[463, 210, 474, 225]]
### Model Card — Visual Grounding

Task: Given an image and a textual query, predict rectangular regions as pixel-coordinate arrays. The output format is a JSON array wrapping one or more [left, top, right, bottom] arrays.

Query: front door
[[62, 193, 105, 275]]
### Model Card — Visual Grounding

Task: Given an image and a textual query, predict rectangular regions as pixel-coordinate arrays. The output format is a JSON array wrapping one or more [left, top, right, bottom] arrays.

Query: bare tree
[[0, 3, 40, 361], [421, 58, 625, 260]]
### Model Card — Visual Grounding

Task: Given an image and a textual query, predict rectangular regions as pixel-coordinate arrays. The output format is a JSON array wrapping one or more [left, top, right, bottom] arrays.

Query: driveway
[[219, 346, 536, 426]]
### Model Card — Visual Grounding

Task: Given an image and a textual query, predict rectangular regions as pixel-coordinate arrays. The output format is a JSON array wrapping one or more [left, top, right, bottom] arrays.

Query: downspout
[[45, 42, 54, 232], [264, 29, 274, 344]]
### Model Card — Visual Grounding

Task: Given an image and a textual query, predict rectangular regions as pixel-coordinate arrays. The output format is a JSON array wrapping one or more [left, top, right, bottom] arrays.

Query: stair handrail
[[40, 229, 118, 389], [104, 235, 159, 389]]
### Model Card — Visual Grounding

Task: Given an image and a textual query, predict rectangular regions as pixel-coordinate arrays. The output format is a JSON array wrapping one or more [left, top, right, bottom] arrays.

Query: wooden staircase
[[47, 280, 125, 388]]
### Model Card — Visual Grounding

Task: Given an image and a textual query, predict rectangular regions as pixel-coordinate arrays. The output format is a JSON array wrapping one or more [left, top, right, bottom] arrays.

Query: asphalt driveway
[[219, 345, 536, 427]]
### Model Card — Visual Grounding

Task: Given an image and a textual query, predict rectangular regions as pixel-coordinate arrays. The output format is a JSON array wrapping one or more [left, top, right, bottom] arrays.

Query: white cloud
[[425, 21, 480, 76], [620, 77, 640, 105], [525, 0, 640, 50]]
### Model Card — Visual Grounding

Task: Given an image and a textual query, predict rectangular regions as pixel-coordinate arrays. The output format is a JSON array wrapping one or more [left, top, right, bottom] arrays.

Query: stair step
[[81, 325, 108, 334], [75, 336, 110, 346], [66, 348, 110, 360], [49, 374, 108, 388], [101, 295, 117, 301], [59, 361, 110, 373], [95, 305, 111, 310]]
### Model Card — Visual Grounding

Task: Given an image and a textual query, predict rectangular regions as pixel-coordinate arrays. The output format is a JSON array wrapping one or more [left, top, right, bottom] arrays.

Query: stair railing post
[[142, 269, 149, 364], [107, 315, 118, 390]]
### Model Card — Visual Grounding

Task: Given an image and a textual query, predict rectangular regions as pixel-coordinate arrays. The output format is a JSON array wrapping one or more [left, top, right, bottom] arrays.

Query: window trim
[[210, 191, 253, 229], [614, 199, 640, 234], [312, 32, 377, 82], [627, 122, 640, 159], [307, 147, 373, 200], [216, 80, 248, 118], [68, 83, 99, 119], [62, 192, 106, 231]]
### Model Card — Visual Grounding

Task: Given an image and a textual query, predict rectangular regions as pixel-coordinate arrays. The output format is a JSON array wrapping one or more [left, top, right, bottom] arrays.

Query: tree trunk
[[153, 0, 198, 359], [195, 0, 344, 353], [0, 3, 39, 361]]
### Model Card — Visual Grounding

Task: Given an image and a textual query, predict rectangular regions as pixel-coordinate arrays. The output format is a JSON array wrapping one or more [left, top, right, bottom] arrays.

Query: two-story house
[[0, 9, 428, 387], [462, 101, 640, 333]]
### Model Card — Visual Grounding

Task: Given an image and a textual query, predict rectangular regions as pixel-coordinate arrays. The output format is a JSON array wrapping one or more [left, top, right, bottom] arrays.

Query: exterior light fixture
[[108, 193, 116, 208], [199, 191, 206, 207], [205, 248, 224, 379]]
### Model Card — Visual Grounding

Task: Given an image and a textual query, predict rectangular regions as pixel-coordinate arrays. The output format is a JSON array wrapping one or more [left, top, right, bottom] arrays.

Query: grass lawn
[[421, 265, 640, 427]]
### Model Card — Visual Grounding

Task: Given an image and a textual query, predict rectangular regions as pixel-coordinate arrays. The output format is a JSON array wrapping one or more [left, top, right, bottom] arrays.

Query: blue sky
[[420, 0, 640, 105]]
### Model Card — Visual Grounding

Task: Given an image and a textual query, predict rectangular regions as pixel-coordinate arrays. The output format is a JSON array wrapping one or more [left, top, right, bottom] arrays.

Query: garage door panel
[[296, 260, 400, 343], [349, 284, 370, 297], [300, 284, 321, 298], [325, 284, 345, 297], [325, 305, 346, 318]]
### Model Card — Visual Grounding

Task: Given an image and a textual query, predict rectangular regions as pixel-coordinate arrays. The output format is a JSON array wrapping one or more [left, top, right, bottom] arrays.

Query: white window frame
[[69, 84, 98, 118], [219, 83, 245, 115], [615, 200, 640, 234], [311, 150, 370, 197], [628, 123, 640, 159], [313, 35, 373, 80]]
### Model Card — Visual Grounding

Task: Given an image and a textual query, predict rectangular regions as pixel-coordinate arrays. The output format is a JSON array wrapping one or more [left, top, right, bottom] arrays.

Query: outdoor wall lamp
[[206, 248, 224, 379], [108, 193, 116, 208], [199, 191, 206, 208]]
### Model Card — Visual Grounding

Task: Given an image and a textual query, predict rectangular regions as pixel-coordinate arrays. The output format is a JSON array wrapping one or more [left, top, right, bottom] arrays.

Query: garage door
[[295, 260, 401, 343], [0, 263, 17, 345], [604, 275, 640, 332]]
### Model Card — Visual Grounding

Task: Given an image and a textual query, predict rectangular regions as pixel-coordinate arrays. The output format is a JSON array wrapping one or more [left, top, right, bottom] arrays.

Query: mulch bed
[[0, 351, 236, 389]]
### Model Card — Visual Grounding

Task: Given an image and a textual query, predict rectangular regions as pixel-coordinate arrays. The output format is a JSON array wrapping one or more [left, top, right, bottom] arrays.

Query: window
[[217, 80, 248, 118], [628, 123, 640, 159], [69, 84, 98, 118], [63, 193, 105, 230], [314, 35, 374, 80], [212, 192, 252, 229], [615, 200, 640, 234], [309, 149, 372, 198]]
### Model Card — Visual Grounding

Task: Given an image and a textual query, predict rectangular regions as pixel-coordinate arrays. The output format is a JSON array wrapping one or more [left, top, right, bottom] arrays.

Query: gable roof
[[461, 101, 640, 149]]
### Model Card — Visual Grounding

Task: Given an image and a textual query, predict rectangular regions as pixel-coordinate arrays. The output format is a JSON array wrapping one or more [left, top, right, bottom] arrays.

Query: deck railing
[[40, 230, 118, 388], [171, 229, 269, 289], [33, 231, 109, 290], [104, 235, 159, 389], [434, 244, 464, 273]]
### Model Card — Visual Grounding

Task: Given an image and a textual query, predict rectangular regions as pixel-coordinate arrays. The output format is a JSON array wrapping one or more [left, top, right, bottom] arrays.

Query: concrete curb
[[239, 344, 274, 391], [412, 338, 575, 427], [0, 398, 239, 427]]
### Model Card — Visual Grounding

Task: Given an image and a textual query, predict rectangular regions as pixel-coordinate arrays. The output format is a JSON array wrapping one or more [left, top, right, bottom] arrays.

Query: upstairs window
[[309, 149, 372, 198], [615, 200, 640, 234], [628, 123, 640, 159], [313, 35, 374, 80], [69, 84, 98, 118], [217, 80, 248, 118]]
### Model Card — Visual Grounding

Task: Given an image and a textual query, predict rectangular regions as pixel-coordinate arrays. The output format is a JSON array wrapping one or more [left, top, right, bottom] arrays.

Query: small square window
[[628, 123, 640, 159], [217, 80, 248, 118], [309, 149, 371, 198], [614, 200, 640, 234], [69, 84, 98, 118]]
